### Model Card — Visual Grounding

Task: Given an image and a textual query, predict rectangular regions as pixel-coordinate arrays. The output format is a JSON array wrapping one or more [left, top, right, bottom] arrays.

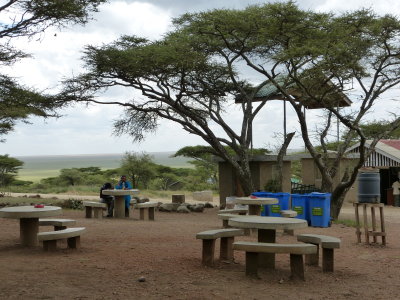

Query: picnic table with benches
[[0, 205, 62, 247]]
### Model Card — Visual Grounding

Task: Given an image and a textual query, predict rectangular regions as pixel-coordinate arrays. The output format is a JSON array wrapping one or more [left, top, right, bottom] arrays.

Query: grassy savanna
[[16, 152, 193, 182]]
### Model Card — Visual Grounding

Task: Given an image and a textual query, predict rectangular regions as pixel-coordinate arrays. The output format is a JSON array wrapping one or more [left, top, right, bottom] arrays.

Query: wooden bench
[[39, 218, 76, 230], [37, 227, 86, 251], [83, 201, 106, 218], [297, 234, 341, 272], [134, 202, 158, 220], [196, 228, 245, 266], [280, 210, 298, 235], [218, 208, 248, 215], [233, 241, 317, 280]]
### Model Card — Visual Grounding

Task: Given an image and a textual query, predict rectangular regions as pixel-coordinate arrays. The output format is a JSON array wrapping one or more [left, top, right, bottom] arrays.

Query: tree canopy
[[60, 1, 400, 217], [0, 0, 106, 140], [0, 154, 23, 186]]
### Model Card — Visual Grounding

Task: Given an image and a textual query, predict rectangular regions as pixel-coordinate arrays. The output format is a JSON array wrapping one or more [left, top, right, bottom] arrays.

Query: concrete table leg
[[245, 252, 259, 278], [258, 228, 276, 268], [114, 196, 125, 218], [20, 218, 39, 247], [248, 205, 261, 216]]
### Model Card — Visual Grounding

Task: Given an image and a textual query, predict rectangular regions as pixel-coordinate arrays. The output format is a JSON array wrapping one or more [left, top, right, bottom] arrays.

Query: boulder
[[177, 205, 190, 213], [192, 190, 213, 202]]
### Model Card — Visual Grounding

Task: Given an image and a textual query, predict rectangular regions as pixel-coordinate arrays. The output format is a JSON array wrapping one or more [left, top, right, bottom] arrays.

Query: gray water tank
[[358, 172, 380, 203]]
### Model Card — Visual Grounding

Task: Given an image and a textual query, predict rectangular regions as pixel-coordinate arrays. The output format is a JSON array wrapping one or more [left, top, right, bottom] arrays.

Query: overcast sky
[[1, 0, 399, 157]]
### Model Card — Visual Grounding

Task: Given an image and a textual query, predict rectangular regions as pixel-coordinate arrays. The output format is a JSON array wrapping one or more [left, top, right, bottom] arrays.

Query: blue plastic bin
[[252, 192, 290, 217], [251, 192, 273, 216], [291, 194, 310, 223], [308, 192, 331, 227]]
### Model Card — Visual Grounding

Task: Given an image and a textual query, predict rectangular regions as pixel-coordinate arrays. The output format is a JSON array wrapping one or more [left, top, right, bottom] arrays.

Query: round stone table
[[229, 216, 308, 268], [0, 205, 62, 246], [233, 197, 278, 215], [102, 189, 140, 218]]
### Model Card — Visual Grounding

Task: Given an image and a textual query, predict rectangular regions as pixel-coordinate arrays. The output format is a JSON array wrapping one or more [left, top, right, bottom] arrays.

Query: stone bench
[[37, 227, 86, 251], [297, 234, 341, 272], [134, 202, 158, 220], [83, 201, 106, 218], [196, 228, 245, 266], [39, 218, 76, 230], [217, 213, 242, 228], [280, 210, 298, 235], [218, 208, 248, 215], [233, 241, 317, 280]]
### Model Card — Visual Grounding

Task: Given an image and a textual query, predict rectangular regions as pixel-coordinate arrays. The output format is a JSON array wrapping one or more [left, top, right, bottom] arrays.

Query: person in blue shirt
[[115, 175, 132, 216]]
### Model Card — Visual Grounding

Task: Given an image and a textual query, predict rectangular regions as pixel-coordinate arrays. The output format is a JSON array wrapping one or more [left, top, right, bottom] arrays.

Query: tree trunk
[[276, 132, 295, 192]]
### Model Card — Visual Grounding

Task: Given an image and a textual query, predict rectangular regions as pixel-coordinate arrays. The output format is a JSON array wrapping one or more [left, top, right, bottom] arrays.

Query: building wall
[[218, 159, 292, 205], [301, 157, 360, 203]]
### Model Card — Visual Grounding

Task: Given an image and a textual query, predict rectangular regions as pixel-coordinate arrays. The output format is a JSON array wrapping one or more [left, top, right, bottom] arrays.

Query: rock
[[204, 202, 214, 208], [138, 276, 146, 282], [138, 197, 149, 204], [177, 205, 190, 213], [191, 204, 205, 213], [158, 203, 180, 212]]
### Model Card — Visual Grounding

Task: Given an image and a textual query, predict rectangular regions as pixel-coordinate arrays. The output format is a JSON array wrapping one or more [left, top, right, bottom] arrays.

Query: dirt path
[[0, 199, 399, 299]]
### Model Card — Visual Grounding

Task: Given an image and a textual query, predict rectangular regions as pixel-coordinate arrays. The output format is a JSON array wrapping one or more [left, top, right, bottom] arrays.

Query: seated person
[[115, 175, 132, 217], [100, 182, 114, 217]]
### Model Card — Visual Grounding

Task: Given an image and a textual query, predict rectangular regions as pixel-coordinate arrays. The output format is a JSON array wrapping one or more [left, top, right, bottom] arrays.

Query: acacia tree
[[172, 3, 400, 218], [60, 2, 400, 217], [120, 151, 156, 189], [0, 0, 106, 141], [0, 154, 23, 186]]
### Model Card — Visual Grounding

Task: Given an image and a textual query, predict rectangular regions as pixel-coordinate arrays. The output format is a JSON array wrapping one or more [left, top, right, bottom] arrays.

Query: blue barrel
[[291, 194, 310, 223], [358, 172, 380, 203], [252, 192, 290, 217], [308, 192, 331, 227], [251, 191, 273, 216]]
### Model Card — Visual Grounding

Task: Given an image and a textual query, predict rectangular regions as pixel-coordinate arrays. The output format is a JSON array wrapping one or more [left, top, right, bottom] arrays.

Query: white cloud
[[1, 0, 400, 156]]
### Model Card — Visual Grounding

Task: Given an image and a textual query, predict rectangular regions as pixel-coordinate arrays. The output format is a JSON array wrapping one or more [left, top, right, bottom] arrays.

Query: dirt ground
[[0, 199, 400, 300]]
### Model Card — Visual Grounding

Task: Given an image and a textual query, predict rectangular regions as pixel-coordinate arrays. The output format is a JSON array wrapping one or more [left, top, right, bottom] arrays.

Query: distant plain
[[16, 152, 193, 182]]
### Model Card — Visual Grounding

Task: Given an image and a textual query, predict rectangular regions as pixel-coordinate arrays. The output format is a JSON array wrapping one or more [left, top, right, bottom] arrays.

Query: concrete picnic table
[[101, 189, 139, 218], [0, 205, 62, 246], [229, 215, 308, 268], [233, 197, 278, 215]]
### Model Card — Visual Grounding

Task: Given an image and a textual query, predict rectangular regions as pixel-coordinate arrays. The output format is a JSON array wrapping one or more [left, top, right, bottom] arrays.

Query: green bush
[[61, 199, 83, 210]]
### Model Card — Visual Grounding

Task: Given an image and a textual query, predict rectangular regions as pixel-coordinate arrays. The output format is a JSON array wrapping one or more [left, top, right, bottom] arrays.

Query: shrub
[[61, 199, 83, 210]]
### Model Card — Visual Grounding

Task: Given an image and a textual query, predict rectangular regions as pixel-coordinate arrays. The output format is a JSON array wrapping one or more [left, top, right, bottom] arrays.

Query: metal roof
[[235, 75, 352, 109]]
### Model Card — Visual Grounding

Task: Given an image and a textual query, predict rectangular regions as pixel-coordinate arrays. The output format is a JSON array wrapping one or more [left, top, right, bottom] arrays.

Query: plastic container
[[291, 194, 310, 223], [308, 192, 331, 227], [358, 172, 380, 203], [251, 192, 272, 216], [252, 192, 290, 217]]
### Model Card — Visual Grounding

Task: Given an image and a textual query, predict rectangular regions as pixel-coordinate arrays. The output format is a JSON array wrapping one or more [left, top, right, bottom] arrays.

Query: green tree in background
[[60, 2, 400, 218], [0, 0, 106, 141], [173, 146, 219, 187], [0, 154, 23, 187], [59, 168, 83, 186], [120, 152, 156, 189]]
